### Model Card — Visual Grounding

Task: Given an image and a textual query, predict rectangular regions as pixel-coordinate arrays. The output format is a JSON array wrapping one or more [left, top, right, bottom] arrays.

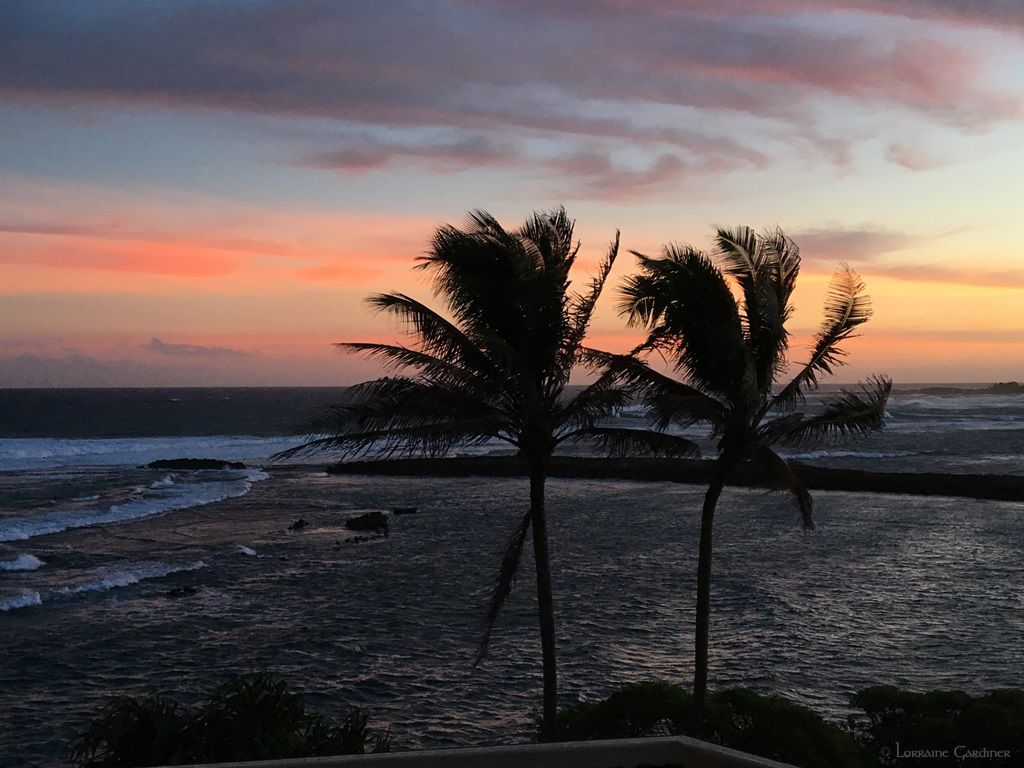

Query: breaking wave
[[0, 554, 45, 571], [0, 560, 206, 611], [0, 470, 269, 542]]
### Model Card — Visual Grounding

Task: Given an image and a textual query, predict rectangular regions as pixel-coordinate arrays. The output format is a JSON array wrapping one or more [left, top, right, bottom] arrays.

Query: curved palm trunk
[[693, 460, 729, 735], [529, 458, 558, 740]]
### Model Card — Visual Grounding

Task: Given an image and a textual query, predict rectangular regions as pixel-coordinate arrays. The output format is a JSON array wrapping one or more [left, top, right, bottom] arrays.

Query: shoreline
[[329, 456, 1024, 502]]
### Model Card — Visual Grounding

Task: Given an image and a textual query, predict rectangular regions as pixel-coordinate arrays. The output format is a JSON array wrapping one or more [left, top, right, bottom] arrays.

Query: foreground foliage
[[68, 672, 390, 767], [553, 681, 864, 768], [850, 686, 1024, 767], [554, 682, 1024, 767]]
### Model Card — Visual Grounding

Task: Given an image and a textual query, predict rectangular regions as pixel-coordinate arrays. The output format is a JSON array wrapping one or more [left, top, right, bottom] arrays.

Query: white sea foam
[[0, 560, 206, 611], [53, 560, 207, 597], [0, 554, 45, 571], [886, 418, 1023, 433], [0, 435, 304, 471], [0, 591, 42, 611], [783, 449, 917, 461], [238, 546, 257, 556], [0, 469, 269, 542]]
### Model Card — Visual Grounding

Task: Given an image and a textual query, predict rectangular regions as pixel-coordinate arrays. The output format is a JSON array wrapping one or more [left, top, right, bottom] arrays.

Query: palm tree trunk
[[529, 457, 558, 741], [693, 460, 728, 736]]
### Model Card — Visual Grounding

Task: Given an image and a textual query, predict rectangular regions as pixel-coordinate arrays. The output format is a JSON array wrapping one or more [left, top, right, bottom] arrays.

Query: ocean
[[1, 386, 1022, 764]]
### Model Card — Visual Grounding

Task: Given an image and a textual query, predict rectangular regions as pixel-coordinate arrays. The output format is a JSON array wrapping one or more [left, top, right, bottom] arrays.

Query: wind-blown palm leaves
[[617, 225, 891, 730], [276, 208, 696, 737]]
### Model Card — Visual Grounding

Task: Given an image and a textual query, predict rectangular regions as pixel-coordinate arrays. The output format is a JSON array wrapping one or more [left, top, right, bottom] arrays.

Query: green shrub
[[553, 682, 866, 768], [850, 686, 1024, 767], [68, 695, 197, 767], [68, 673, 389, 767], [553, 681, 690, 741], [700, 688, 866, 768]]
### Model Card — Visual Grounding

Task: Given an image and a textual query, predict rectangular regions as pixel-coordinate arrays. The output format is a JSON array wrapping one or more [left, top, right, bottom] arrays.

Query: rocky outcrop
[[166, 585, 200, 598], [345, 511, 389, 535], [146, 458, 246, 470]]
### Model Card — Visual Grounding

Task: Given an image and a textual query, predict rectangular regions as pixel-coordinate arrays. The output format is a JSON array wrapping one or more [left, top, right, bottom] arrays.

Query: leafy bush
[[553, 681, 690, 741], [700, 688, 866, 768], [553, 682, 865, 768], [69, 672, 389, 767], [69, 695, 196, 768], [850, 686, 1024, 767]]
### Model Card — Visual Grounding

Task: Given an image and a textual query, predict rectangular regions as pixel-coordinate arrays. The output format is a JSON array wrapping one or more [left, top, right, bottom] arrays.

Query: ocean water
[[0, 387, 1022, 764]]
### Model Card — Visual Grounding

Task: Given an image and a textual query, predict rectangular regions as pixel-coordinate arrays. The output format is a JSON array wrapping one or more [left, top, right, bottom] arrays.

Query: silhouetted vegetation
[[614, 227, 891, 725], [850, 686, 1024, 767], [554, 682, 1024, 768], [68, 672, 389, 767], [274, 208, 694, 737], [553, 681, 864, 768]]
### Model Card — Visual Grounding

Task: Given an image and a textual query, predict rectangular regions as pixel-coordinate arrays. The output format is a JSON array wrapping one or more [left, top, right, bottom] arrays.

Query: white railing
[[181, 735, 797, 768]]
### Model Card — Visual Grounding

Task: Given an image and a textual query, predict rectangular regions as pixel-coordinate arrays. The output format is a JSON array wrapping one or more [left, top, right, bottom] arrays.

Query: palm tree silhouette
[[277, 208, 696, 736], [615, 225, 891, 730]]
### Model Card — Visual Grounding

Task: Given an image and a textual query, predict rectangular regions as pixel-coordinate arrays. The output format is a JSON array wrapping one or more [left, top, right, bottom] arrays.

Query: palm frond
[[553, 380, 632, 435], [563, 427, 701, 458], [418, 216, 533, 347], [338, 343, 474, 387], [715, 226, 794, 395], [619, 245, 749, 399], [550, 344, 636, 434], [516, 205, 579, 274], [475, 509, 533, 666], [366, 293, 495, 376], [755, 413, 805, 445], [270, 377, 506, 461], [559, 231, 621, 374], [585, 347, 727, 431], [714, 225, 762, 290], [761, 227, 801, 311], [748, 443, 814, 529], [780, 375, 892, 446], [272, 421, 497, 461], [774, 265, 872, 408]]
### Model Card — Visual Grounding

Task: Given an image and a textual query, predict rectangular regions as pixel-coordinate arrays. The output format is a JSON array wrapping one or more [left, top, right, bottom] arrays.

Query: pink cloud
[[1, 0, 1019, 199]]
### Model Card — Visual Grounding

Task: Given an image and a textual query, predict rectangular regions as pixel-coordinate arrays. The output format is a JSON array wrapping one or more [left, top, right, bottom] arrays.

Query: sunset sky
[[1, 1, 1022, 386]]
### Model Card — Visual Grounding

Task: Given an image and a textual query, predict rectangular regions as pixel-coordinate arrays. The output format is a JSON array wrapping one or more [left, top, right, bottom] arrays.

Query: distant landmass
[[899, 381, 1024, 395]]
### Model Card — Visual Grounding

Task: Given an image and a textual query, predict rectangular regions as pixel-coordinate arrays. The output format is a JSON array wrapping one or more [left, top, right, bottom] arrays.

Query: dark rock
[[166, 585, 200, 598], [391, 506, 418, 515], [146, 458, 246, 470], [287, 518, 309, 532], [345, 511, 389, 536]]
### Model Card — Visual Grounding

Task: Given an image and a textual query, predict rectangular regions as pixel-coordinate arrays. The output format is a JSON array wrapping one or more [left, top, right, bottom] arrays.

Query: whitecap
[[238, 546, 257, 556], [783, 449, 916, 461], [0, 591, 42, 611], [53, 560, 206, 597], [0, 469, 269, 542], [0, 554, 45, 571]]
